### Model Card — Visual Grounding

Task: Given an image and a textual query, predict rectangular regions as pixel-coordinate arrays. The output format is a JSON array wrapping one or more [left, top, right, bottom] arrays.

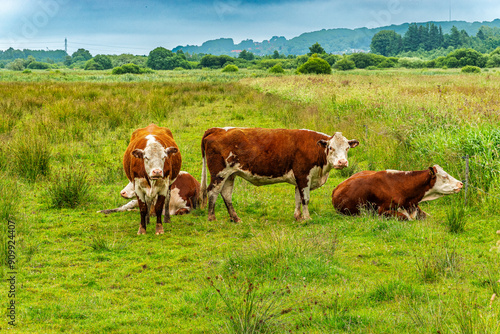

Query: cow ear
[[132, 149, 144, 159], [348, 139, 359, 148], [428, 166, 436, 176], [317, 139, 328, 148], [165, 147, 178, 156]]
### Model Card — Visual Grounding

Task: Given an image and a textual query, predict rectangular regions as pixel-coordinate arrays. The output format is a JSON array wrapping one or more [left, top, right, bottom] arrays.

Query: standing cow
[[331, 165, 463, 220], [123, 124, 181, 235], [200, 127, 359, 222], [98, 171, 200, 216]]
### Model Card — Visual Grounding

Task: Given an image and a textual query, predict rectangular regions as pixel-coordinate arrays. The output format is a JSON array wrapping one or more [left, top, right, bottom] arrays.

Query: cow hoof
[[137, 228, 147, 235], [208, 215, 216, 222], [231, 217, 242, 223]]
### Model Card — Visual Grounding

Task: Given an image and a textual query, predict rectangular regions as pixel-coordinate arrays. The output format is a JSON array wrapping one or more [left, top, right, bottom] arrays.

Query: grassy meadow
[[1, 68, 500, 333]]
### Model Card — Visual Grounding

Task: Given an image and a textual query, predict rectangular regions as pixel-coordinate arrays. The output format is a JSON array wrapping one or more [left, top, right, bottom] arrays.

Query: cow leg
[[379, 207, 409, 220], [137, 199, 148, 234], [296, 183, 312, 221], [207, 175, 226, 221], [155, 195, 166, 235], [294, 186, 302, 220], [221, 174, 241, 223]]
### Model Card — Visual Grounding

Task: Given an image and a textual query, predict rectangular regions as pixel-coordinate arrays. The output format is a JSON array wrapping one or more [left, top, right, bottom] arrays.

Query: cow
[[200, 127, 359, 222], [123, 123, 181, 235], [98, 171, 200, 216], [331, 165, 463, 220]]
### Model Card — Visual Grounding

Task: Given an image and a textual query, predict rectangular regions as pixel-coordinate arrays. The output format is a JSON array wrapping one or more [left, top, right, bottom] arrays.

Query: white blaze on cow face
[[132, 135, 178, 180], [421, 165, 463, 202], [320, 132, 359, 169], [120, 182, 136, 199]]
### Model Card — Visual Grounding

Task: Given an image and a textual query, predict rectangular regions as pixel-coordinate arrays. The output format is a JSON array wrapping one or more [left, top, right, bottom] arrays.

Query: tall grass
[[10, 131, 51, 182], [47, 167, 91, 208]]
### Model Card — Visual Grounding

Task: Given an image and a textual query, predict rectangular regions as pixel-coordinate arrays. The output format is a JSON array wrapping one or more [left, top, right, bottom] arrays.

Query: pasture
[[1, 68, 499, 333]]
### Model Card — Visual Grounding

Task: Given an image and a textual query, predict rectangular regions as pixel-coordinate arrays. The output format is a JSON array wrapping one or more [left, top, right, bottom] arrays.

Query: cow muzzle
[[455, 181, 464, 192], [150, 169, 163, 179], [334, 159, 348, 169]]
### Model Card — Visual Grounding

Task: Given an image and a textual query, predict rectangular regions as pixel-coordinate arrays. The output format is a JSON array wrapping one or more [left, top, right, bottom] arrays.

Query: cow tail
[[199, 141, 208, 209]]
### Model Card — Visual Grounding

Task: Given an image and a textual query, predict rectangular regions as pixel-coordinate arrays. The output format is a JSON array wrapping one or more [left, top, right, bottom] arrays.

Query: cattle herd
[[99, 123, 463, 235]]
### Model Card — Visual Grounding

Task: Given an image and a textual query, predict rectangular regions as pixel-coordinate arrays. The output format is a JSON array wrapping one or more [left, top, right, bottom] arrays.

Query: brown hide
[[171, 172, 201, 212], [332, 169, 436, 218], [202, 128, 329, 179], [123, 123, 181, 183]]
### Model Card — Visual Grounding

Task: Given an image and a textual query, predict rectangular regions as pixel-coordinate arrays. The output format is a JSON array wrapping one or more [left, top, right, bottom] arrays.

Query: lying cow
[[200, 127, 359, 222], [124, 123, 181, 235], [331, 165, 463, 220], [98, 171, 200, 216]]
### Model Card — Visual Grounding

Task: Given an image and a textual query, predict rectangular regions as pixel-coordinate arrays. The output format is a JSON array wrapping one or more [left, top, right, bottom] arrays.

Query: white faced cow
[[200, 127, 359, 222]]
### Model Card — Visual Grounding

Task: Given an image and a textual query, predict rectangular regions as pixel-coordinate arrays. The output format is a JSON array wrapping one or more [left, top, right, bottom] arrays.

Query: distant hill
[[173, 19, 500, 56]]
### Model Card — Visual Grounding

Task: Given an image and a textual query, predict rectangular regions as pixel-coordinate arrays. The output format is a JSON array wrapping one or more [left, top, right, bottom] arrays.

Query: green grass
[[0, 69, 499, 333]]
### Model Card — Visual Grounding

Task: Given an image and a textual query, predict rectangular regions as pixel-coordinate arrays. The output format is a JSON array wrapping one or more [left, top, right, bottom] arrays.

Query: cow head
[[421, 165, 463, 201], [318, 132, 359, 169], [132, 142, 178, 180], [120, 182, 136, 199]]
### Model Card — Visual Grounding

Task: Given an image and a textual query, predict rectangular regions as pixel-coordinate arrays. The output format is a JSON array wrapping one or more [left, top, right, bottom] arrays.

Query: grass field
[[1, 68, 499, 333]]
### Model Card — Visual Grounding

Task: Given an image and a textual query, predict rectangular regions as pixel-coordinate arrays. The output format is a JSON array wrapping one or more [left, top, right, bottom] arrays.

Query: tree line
[[371, 24, 500, 57]]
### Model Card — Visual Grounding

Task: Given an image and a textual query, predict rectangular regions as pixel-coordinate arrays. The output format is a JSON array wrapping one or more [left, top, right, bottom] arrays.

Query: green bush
[[297, 55, 332, 74], [269, 63, 285, 74], [222, 64, 238, 72], [84, 59, 103, 70], [27, 61, 50, 69], [333, 57, 355, 71], [112, 63, 143, 74], [461, 65, 481, 73]]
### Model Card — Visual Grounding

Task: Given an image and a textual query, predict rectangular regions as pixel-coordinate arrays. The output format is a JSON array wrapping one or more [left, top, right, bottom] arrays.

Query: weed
[[11, 131, 51, 182], [444, 200, 468, 233], [47, 166, 91, 208], [207, 275, 292, 333]]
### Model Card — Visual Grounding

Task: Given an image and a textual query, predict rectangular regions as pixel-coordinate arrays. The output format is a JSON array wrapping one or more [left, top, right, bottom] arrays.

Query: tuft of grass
[[89, 235, 113, 252], [414, 246, 462, 283], [47, 167, 91, 208], [11, 131, 51, 182], [207, 275, 292, 333], [444, 201, 468, 233]]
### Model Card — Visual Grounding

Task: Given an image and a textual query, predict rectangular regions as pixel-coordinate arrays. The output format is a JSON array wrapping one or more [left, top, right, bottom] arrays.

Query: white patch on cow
[[169, 186, 189, 215], [145, 134, 156, 144], [221, 127, 238, 131], [327, 132, 351, 169], [421, 165, 463, 202], [234, 166, 296, 186], [226, 152, 235, 161], [134, 177, 169, 207], [397, 207, 415, 220], [121, 182, 136, 199], [178, 171, 187, 176], [307, 165, 331, 190], [299, 128, 330, 138], [386, 169, 402, 174]]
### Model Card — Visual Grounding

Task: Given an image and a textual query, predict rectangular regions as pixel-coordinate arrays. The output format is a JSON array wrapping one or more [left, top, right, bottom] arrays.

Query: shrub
[[333, 57, 355, 71], [222, 64, 238, 72], [112, 63, 143, 74], [398, 57, 426, 69], [47, 167, 91, 208], [486, 54, 500, 68], [84, 59, 103, 70], [461, 65, 481, 73], [298, 55, 332, 74], [27, 61, 50, 69], [269, 63, 285, 74], [6, 59, 25, 71]]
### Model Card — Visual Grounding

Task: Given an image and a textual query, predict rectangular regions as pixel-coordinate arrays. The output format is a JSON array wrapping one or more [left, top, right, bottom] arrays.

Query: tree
[[93, 55, 112, 69], [238, 50, 254, 61], [147, 47, 191, 70], [333, 57, 356, 71], [370, 30, 402, 56], [272, 50, 280, 59], [297, 55, 331, 74], [308, 42, 326, 56], [71, 49, 92, 63]]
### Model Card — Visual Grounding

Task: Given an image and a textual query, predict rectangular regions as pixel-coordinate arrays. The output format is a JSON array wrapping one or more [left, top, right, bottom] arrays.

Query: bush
[[6, 59, 25, 71], [222, 64, 238, 72], [333, 57, 356, 71], [398, 57, 426, 69], [27, 61, 50, 69], [47, 167, 91, 208], [297, 55, 332, 74], [84, 59, 103, 70], [461, 65, 481, 73], [112, 63, 148, 74], [269, 63, 285, 74], [486, 54, 500, 68], [93, 54, 112, 69]]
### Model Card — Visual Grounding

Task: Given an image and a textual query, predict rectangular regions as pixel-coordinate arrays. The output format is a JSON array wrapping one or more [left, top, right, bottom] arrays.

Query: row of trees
[[371, 24, 500, 56]]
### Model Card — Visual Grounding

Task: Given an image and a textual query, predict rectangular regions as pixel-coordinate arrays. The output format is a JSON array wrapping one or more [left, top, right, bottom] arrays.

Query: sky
[[0, 0, 499, 55]]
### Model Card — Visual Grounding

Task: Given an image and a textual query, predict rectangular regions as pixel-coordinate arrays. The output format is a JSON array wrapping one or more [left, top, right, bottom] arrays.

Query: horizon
[[1, 0, 500, 56]]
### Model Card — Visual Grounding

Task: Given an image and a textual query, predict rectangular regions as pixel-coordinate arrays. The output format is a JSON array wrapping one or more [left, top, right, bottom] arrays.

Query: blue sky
[[1, 0, 499, 55]]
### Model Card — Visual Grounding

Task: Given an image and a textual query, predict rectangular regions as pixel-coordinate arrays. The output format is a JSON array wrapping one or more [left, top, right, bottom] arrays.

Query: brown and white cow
[[123, 123, 181, 234], [98, 171, 200, 216], [331, 165, 463, 220], [200, 127, 359, 222]]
